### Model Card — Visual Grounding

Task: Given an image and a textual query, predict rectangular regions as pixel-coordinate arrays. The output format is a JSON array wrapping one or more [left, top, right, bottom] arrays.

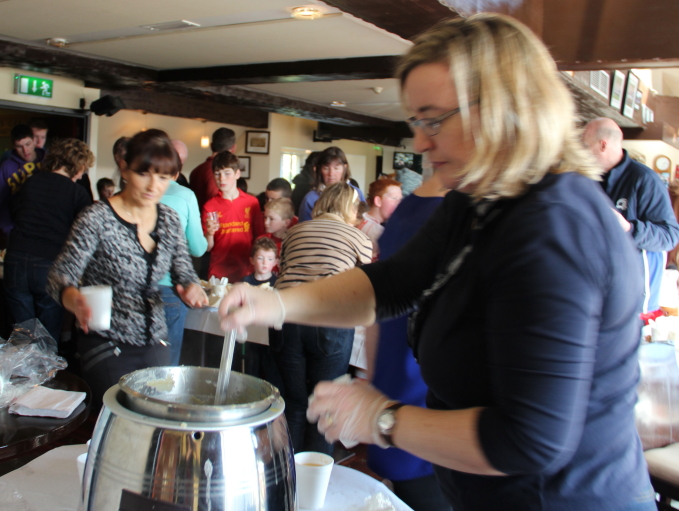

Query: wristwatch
[[377, 402, 406, 447]]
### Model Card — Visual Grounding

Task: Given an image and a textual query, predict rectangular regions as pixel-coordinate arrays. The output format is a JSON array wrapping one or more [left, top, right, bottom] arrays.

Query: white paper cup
[[77, 452, 88, 484], [80, 285, 112, 331], [294, 451, 334, 509]]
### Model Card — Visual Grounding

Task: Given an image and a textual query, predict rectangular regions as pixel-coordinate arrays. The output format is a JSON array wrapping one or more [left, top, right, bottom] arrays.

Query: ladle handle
[[214, 329, 237, 405]]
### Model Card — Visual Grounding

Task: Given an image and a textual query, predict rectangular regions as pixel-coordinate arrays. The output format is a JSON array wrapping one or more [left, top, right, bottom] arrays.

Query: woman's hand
[[177, 283, 208, 308], [307, 379, 393, 448], [218, 284, 286, 331], [61, 286, 92, 334]]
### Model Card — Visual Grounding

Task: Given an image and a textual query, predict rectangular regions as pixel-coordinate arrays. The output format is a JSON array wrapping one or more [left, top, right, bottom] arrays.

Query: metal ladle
[[214, 329, 237, 405]]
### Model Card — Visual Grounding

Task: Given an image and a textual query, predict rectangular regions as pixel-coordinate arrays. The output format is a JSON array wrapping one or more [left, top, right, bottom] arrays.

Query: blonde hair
[[397, 13, 600, 200], [264, 198, 295, 220], [312, 182, 358, 224]]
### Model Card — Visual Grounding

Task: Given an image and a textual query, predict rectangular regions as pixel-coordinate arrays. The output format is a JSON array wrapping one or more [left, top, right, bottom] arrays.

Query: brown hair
[[367, 178, 402, 207], [250, 236, 278, 258], [265, 198, 295, 220], [125, 129, 179, 177], [212, 151, 240, 173], [41, 138, 95, 177], [313, 146, 350, 189], [312, 182, 359, 224]]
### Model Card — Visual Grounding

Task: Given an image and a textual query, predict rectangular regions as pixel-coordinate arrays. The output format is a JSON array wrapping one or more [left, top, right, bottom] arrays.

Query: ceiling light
[[291, 7, 322, 20], [46, 38, 69, 48], [201, 136, 210, 148], [330, 101, 347, 107], [371, 87, 384, 94]]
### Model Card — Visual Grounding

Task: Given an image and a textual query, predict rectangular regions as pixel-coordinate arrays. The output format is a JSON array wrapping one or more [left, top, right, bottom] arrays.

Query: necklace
[[120, 200, 136, 223]]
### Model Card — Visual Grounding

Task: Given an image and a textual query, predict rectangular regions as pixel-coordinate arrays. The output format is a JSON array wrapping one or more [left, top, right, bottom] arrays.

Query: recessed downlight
[[330, 101, 347, 107], [291, 7, 322, 20]]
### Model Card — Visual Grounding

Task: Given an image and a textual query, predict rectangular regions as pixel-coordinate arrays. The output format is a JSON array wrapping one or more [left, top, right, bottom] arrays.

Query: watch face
[[377, 410, 396, 433]]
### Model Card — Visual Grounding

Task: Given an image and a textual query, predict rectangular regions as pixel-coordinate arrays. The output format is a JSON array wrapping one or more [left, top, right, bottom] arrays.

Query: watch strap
[[380, 402, 406, 447]]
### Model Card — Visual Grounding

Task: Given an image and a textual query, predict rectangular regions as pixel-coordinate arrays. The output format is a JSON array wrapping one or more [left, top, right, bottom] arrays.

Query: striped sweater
[[275, 213, 372, 290]]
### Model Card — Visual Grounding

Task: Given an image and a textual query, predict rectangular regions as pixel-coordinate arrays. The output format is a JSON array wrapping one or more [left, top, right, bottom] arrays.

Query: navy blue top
[[362, 172, 653, 510], [601, 149, 679, 311], [368, 193, 444, 481], [242, 273, 277, 287]]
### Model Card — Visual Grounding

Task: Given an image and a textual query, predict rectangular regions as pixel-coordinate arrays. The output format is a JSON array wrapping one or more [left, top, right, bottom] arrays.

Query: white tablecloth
[[185, 307, 368, 369], [0, 445, 412, 511]]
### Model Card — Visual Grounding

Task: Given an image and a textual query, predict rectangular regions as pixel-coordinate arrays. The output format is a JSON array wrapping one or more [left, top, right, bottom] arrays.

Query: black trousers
[[78, 332, 170, 409]]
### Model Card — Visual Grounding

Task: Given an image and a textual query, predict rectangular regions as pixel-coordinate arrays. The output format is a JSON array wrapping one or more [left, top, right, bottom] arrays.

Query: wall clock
[[654, 155, 671, 173]]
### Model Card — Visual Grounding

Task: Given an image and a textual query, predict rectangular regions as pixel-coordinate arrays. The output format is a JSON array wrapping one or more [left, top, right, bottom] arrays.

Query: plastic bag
[[0, 319, 67, 408]]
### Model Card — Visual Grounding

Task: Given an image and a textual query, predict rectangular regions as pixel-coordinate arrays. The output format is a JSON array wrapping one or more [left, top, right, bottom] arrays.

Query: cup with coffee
[[294, 451, 334, 509]]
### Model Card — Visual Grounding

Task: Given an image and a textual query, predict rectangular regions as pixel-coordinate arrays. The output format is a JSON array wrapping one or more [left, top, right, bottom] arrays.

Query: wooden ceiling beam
[[158, 56, 399, 86], [320, 0, 458, 40], [0, 38, 155, 89]]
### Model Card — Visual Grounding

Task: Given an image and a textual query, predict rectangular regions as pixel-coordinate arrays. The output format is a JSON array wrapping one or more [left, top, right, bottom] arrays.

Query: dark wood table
[[0, 370, 91, 462]]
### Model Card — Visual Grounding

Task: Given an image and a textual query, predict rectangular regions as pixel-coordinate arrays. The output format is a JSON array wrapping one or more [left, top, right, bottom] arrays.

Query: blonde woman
[[220, 14, 653, 510], [272, 182, 372, 455]]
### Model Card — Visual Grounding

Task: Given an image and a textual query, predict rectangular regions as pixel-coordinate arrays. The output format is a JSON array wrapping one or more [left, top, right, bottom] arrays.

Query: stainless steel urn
[[81, 366, 296, 511]]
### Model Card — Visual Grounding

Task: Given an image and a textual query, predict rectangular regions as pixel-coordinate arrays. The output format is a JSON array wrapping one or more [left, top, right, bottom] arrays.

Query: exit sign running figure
[[14, 74, 53, 98]]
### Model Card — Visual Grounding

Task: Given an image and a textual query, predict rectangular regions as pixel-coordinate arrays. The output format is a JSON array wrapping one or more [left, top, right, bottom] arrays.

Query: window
[[280, 148, 311, 186]]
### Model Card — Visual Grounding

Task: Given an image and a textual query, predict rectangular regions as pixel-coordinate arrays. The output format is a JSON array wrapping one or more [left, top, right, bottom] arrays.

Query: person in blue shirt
[[583, 117, 679, 312], [220, 14, 655, 511], [367, 173, 451, 511], [158, 139, 208, 365], [298, 146, 365, 222]]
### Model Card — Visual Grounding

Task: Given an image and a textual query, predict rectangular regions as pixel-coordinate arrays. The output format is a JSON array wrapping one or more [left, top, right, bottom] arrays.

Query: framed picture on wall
[[623, 73, 639, 119], [245, 131, 270, 154], [393, 151, 414, 170], [610, 70, 626, 110], [238, 156, 251, 179]]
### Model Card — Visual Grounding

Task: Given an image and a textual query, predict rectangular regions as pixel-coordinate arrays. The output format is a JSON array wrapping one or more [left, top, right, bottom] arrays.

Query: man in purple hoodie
[[0, 124, 46, 238]]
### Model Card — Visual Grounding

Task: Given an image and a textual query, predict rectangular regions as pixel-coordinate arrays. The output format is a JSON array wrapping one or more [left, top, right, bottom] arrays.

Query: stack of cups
[[294, 452, 334, 509]]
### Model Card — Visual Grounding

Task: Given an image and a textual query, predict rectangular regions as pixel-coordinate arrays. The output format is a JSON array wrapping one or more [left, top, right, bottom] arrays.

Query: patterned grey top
[[47, 200, 199, 346]]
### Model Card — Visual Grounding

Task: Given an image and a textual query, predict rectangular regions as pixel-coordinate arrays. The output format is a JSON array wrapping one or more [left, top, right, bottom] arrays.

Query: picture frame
[[623, 72, 639, 119], [610, 70, 626, 110], [238, 156, 251, 179], [245, 131, 270, 154], [393, 151, 415, 170]]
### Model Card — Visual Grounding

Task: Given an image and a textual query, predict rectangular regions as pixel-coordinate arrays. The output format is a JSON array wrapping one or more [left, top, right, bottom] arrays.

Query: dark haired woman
[[5, 138, 94, 342], [48, 129, 207, 407], [298, 146, 365, 222]]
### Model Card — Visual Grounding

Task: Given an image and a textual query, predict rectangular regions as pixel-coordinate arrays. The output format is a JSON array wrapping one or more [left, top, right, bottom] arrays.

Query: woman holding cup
[[48, 129, 207, 408], [220, 14, 654, 510]]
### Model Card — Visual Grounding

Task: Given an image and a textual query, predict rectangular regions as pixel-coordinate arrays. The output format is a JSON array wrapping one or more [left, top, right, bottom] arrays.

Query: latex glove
[[307, 378, 394, 449], [177, 282, 209, 308], [219, 283, 286, 332]]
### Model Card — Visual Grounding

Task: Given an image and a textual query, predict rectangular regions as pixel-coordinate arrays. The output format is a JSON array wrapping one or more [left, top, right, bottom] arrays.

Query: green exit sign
[[14, 74, 53, 98]]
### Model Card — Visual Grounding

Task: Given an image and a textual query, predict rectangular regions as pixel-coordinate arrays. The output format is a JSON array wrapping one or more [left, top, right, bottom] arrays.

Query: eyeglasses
[[406, 100, 479, 137]]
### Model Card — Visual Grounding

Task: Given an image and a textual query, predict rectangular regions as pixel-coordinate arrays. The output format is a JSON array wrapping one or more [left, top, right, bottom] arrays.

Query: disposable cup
[[77, 452, 88, 484], [80, 285, 112, 331], [294, 451, 334, 509]]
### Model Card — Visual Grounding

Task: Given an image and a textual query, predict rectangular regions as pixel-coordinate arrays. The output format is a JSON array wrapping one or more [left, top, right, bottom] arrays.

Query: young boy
[[357, 178, 402, 260], [264, 177, 292, 202], [242, 237, 278, 287], [96, 177, 115, 200], [260, 198, 295, 254], [203, 151, 263, 282]]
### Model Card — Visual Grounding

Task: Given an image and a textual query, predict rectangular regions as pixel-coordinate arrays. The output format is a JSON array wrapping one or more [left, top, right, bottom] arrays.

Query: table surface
[[0, 444, 413, 511], [0, 371, 91, 462]]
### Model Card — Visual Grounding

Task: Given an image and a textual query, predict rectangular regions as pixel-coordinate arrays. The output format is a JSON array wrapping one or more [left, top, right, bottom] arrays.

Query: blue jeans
[[3, 251, 63, 342], [160, 285, 188, 366], [271, 323, 354, 455]]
